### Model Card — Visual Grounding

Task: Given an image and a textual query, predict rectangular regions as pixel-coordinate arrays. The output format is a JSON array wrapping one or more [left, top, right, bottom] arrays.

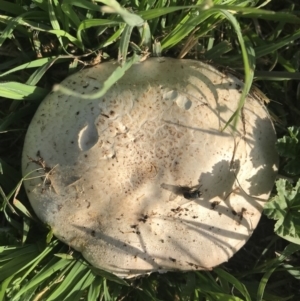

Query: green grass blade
[[0, 82, 48, 100], [282, 263, 300, 280], [19, 259, 77, 301], [0, 57, 56, 78], [64, 270, 95, 301], [218, 9, 255, 130], [226, 30, 300, 64], [0, 184, 18, 216], [48, 0, 61, 31], [2, 209, 21, 231], [118, 25, 133, 63], [214, 268, 252, 301], [0, 14, 51, 31], [88, 276, 103, 301], [139, 21, 152, 49], [256, 266, 276, 301], [8, 179, 35, 222], [48, 29, 83, 49], [12, 256, 73, 300], [161, 7, 214, 50], [0, 245, 24, 258], [99, 0, 144, 26], [61, 1, 83, 30], [138, 6, 195, 20], [17, 241, 59, 283], [0, 9, 52, 39], [53, 53, 141, 99], [0, 14, 22, 47], [21, 217, 30, 244], [0, 245, 40, 281], [77, 19, 120, 44], [255, 30, 300, 58], [46, 260, 89, 301], [100, 27, 123, 48], [62, 0, 101, 12], [204, 40, 232, 60], [26, 57, 71, 86], [48, 0, 64, 50], [256, 243, 300, 300], [90, 267, 128, 286], [0, 1, 25, 15], [103, 278, 111, 301], [0, 274, 14, 301], [213, 5, 300, 23]]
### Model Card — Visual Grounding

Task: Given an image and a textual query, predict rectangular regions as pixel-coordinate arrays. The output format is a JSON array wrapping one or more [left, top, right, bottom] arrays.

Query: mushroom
[[22, 57, 278, 278]]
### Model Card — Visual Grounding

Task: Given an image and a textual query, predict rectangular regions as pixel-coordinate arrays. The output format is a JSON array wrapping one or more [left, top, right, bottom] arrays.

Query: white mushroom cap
[[22, 57, 278, 278]]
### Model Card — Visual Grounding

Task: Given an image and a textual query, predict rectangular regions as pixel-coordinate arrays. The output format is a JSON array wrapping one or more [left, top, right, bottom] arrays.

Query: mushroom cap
[[22, 57, 278, 278]]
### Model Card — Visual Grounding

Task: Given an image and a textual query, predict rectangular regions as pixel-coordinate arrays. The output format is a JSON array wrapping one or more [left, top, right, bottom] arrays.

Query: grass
[[1, 0, 300, 300]]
